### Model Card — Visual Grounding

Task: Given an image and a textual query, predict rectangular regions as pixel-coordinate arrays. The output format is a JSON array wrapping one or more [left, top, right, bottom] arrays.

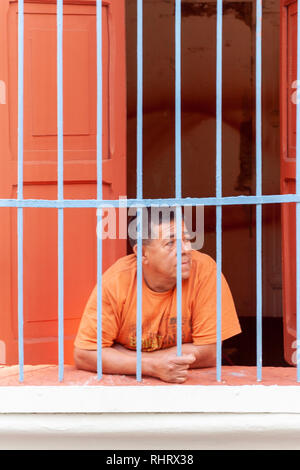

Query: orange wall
[[126, 0, 282, 319]]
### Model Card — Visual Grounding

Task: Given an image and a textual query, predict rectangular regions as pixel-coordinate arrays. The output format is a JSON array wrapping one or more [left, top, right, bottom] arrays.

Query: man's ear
[[132, 243, 149, 263]]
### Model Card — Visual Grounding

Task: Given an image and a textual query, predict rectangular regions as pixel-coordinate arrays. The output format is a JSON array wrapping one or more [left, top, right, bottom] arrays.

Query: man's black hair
[[128, 206, 179, 249]]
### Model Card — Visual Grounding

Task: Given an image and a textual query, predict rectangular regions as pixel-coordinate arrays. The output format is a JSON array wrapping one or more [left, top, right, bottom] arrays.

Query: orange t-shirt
[[74, 250, 241, 351]]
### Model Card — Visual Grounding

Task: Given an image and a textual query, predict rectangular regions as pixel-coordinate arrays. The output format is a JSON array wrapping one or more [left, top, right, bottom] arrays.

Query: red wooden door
[[280, 0, 298, 365], [0, 0, 126, 365]]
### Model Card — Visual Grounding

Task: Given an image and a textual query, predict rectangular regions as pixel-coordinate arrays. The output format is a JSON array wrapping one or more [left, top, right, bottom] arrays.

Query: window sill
[[1, 366, 300, 449], [0, 365, 300, 413]]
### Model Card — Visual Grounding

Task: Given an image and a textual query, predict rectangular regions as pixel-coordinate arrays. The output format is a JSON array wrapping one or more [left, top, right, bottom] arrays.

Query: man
[[74, 208, 241, 383]]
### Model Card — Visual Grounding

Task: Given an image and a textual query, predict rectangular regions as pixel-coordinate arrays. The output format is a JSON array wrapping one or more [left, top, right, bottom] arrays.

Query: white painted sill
[[1, 385, 300, 414]]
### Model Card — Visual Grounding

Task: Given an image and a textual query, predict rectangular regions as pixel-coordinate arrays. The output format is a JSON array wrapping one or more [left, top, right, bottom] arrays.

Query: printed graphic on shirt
[[127, 315, 191, 351]]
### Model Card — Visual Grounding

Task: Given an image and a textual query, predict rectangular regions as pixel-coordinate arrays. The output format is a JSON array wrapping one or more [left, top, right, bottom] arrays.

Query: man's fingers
[[175, 375, 188, 383], [171, 364, 191, 372], [170, 354, 196, 366]]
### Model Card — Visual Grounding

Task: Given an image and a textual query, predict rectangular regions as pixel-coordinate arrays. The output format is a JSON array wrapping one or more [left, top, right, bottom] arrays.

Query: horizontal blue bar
[[0, 194, 299, 209]]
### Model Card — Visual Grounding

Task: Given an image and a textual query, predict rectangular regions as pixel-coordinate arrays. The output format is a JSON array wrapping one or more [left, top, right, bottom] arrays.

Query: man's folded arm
[[74, 342, 217, 383], [112, 342, 216, 369], [177, 342, 217, 368], [74, 345, 154, 377]]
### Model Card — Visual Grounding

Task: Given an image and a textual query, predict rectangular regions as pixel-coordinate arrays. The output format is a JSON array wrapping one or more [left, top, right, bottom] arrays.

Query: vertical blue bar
[[256, 0, 263, 382], [58, 209, 64, 382], [176, 207, 182, 357], [97, 210, 103, 380], [216, 206, 222, 381], [136, 0, 143, 381], [216, 0, 223, 382], [17, 0, 24, 383], [296, 0, 300, 382], [137, 0, 143, 201], [136, 208, 143, 382], [57, 0, 64, 382], [96, 0, 103, 380], [175, 0, 182, 357], [256, 204, 262, 381], [175, 0, 182, 201]]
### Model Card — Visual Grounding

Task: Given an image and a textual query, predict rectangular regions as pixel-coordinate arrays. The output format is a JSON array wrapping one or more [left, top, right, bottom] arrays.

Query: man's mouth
[[181, 258, 191, 266]]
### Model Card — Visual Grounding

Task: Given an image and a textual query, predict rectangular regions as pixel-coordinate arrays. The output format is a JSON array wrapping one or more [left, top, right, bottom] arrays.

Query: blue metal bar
[[216, 206, 222, 382], [297, 200, 300, 381], [137, 0, 143, 201], [57, 0, 63, 203], [58, 208, 64, 381], [97, 210, 103, 380], [136, 208, 143, 382], [256, 0, 263, 382], [96, 0, 103, 381], [17, 0, 24, 383], [296, 0, 300, 382], [256, 204, 262, 379], [216, 0, 223, 382], [175, 0, 182, 357], [136, 0, 143, 381], [175, 0, 182, 201], [18, 0, 24, 203], [216, 0, 223, 201], [1, 194, 300, 209], [57, 0, 64, 382], [176, 207, 182, 357], [96, 0, 103, 203], [17, 210, 24, 382], [255, 0, 262, 198]]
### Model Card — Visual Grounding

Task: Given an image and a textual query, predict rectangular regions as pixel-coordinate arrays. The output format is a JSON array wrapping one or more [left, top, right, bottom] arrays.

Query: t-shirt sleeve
[[191, 256, 241, 345], [74, 282, 120, 350]]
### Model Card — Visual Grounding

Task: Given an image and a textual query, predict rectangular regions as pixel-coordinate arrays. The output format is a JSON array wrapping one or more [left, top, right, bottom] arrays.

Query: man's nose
[[181, 239, 192, 253]]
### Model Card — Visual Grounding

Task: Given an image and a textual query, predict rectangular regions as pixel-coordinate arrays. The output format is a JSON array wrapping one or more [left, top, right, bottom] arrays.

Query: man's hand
[[152, 353, 196, 383]]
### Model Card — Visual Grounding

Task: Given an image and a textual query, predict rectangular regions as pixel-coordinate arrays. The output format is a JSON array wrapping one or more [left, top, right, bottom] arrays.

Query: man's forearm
[[74, 341, 216, 383], [113, 342, 216, 369], [180, 343, 216, 368], [74, 346, 155, 377]]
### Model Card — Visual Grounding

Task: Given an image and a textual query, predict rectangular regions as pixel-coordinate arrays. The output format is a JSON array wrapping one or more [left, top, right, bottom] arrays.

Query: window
[[0, 0, 300, 401]]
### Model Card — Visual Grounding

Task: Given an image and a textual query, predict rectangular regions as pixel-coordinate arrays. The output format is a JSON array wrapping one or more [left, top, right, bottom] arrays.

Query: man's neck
[[142, 268, 175, 293]]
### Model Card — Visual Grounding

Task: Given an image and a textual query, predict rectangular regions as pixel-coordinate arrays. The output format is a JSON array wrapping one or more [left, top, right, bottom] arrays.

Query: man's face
[[143, 220, 192, 281]]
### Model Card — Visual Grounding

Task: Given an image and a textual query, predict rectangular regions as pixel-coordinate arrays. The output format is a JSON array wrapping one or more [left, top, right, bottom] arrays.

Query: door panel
[[281, 0, 297, 365], [0, 0, 126, 365]]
